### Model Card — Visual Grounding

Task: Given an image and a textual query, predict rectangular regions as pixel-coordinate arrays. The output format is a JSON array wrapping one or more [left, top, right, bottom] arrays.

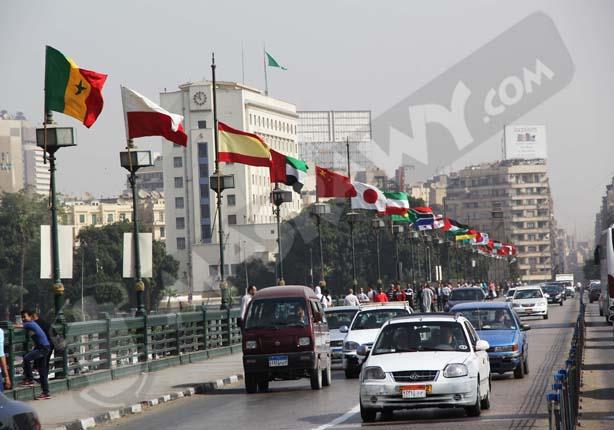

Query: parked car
[[242, 285, 332, 393], [358, 313, 491, 422], [445, 287, 486, 311], [324, 305, 359, 369], [512, 286, 548, 319], [589, 283, 601, 303], [342, 303, 411, 378], [451, 302, 530, 378], [541, 284, 564, 306], [0, 393, 41, 430]]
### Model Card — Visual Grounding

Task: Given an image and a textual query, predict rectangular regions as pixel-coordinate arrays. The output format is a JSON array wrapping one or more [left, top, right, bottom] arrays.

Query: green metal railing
[[0, 308, 242, 400]]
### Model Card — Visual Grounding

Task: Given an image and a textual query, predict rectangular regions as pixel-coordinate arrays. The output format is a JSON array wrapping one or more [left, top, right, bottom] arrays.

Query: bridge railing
[[0, 308, 242, 400], [546, 299, 585, 430]]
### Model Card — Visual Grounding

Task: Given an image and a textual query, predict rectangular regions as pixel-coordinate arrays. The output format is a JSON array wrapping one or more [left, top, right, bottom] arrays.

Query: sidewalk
[[29, 352, 244, 429], [578, 302, 614, 429]]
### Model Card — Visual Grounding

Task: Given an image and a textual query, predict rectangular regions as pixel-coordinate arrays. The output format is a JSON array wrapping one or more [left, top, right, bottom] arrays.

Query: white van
[[597, 226, 614, 324]]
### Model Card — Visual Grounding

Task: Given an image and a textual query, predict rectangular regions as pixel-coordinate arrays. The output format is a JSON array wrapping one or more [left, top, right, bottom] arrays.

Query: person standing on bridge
[[240, 285, 257, 319], [18, 309, 51, 399], [0, 327, 11, 392]]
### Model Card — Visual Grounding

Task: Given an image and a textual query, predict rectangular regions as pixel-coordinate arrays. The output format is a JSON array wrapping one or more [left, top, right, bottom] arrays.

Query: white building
[[161, 81, 303, 295], [0, 115, 50, 195]]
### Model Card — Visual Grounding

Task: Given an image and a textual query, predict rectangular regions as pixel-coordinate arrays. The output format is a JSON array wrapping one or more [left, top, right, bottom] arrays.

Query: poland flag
[[350, 182, 386, 212], [121, 86, 188, 146]]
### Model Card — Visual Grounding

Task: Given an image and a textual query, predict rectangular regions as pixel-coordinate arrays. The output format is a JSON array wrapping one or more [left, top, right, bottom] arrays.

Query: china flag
[[316, 166, 355, 198]]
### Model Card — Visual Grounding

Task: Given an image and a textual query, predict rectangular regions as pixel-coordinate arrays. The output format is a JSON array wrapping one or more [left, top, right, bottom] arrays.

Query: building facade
[[161, 81, 303, 294], [64, 192, 166, 242], [445, 159, 556, 283], [125, 154, 163, 193]]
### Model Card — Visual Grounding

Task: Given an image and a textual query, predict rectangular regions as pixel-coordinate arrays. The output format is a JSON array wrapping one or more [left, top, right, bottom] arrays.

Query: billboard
[[504, 125, 547, 160]]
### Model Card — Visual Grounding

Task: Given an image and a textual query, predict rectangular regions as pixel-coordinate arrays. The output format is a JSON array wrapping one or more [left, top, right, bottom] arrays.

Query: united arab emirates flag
[[269, 149, 308, 193], [45, 46, 107, 128]]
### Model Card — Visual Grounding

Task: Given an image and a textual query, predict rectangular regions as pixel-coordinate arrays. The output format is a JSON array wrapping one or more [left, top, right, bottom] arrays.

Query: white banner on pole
[[40, 225, 74, 279], [123, 233, 153, 278]]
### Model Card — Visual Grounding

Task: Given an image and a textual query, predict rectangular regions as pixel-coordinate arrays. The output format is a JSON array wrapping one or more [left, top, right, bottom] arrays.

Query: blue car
[[451, 301, 530, 379]]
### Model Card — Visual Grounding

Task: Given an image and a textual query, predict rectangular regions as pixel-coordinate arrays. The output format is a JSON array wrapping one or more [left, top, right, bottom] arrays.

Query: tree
[[0, 189, 50, 319]]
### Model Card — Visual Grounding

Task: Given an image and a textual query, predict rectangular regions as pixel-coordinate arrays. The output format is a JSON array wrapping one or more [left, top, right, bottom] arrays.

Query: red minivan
[[242, 285, 331, 393]]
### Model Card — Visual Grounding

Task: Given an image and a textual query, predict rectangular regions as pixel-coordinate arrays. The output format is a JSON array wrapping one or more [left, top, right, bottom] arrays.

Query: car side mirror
[[475, 340, 489, 351], [521, 324, 531, 331], [594, 245, 601, 265], [608, 314, 614, 324], [339, 325, 349, 333], [543, 293, 549, 298], [357, 345, 370, 357]]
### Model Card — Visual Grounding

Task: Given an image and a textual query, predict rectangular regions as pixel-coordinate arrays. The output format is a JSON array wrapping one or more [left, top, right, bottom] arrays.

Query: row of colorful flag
[[43, 46, 515, 258]]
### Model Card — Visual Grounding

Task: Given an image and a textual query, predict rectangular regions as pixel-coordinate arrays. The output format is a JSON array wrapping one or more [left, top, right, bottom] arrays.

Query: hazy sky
[[2, 0, 613, 241]]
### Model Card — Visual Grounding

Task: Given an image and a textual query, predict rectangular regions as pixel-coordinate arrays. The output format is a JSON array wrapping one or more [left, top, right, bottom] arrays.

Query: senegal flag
[[45, 46, 107, 128]]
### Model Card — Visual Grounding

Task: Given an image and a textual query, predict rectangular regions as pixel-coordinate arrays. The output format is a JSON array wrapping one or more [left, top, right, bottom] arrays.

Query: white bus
[[598, 226, 614, 324]]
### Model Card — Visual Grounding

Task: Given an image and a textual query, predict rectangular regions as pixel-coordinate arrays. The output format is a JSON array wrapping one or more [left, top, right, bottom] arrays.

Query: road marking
[[311, 404, 360, 430]]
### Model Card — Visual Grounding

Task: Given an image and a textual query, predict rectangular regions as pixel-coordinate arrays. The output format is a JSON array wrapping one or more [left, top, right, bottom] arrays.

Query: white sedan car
[[358, 314, 491, 422], [512, 286, 549, 319]]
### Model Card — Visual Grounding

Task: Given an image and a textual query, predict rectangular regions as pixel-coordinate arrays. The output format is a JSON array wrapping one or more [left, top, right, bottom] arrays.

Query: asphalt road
[[101, 298, 579, 430]]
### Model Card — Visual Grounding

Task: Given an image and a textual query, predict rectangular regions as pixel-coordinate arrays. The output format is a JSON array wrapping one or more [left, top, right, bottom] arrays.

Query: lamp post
[[347, 211, 360, 286], [311, 202, 330, 287], [209, 53, 235, 310], [392, 225, 404, 282], [371, 218, 385, 286], [425, 234, 433, 282], [410, 230, 419, 283], [120, 148, 153, 316], [36, 125, 75, 323], [271, 185, 293, 285]]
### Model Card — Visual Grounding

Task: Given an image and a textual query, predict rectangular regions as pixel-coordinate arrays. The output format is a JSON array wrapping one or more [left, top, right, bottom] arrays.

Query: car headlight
[[443, 363, 468, 378], [299, 336, 311, 346], [344, 341, 359, 351], [245, 340, 257, 350], [362, 366, 386, 380], [493, 344, 518, 352]]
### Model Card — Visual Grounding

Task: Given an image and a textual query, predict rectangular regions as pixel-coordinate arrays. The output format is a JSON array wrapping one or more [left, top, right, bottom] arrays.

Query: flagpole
[[346, 138, 358, 287], [263, 44, 269, 96], [211, 52, 228, 309]]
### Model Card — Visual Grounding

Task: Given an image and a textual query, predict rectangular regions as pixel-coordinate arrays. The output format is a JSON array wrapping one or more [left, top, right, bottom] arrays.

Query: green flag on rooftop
[[266, 51, 287, 70]]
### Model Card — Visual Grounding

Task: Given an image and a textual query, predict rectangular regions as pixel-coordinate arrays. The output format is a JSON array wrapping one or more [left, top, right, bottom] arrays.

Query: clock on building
[[193, 91, 207, 106]]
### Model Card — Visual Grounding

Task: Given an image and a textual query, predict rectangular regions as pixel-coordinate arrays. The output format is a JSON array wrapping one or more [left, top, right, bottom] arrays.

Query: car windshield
[[372, 321, 470, 354], [325, 309, 358, 329], [542, 286, 561, 295], [350, 309, 409, 330], [450, 289, 483, 301], [514, 289, 543, 299], [245, 298, 309, 329], [460, 308, 517, 330]]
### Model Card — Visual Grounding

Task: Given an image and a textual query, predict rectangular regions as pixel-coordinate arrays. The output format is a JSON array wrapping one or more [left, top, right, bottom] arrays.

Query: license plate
[[401, 384, 430, 399], [525, 309, 533, 313], [269, 355, 288, 367]]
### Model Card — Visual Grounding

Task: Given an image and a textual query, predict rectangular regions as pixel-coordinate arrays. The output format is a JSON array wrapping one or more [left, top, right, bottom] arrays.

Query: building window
[[176, 217, 185, 229], [227, 194, 236, 206], [175, 197, 184, 209], [173, 156, 183, 168], [107, 213, 113, 223], [200, 186, 209, 198], [200, 204, 210, 218], [160, 227, 165, 238], [174, 177, 183, 188], [201, 225, 211, 241], [197, 120, 207, 129], [92, 214, 98, 225], [176, 237, 186, 250], [228, 214, 237, 225], [79, 214, 86, 224], [119, 213, 126, 222], [198, 142, 208, 158], [199, 164, 208, 178]]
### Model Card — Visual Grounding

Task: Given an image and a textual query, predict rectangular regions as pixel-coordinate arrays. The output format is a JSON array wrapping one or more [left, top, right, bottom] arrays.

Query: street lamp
[[371, 218, 385, 286], [346, 211, 360, 286], [311, 202, 330, 287], [120, 148, 153, 316], [270, 186, 293, 285], [392, 225, 404, 282], [209, 172, 234, 309], [36, 125, 75, 323]]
